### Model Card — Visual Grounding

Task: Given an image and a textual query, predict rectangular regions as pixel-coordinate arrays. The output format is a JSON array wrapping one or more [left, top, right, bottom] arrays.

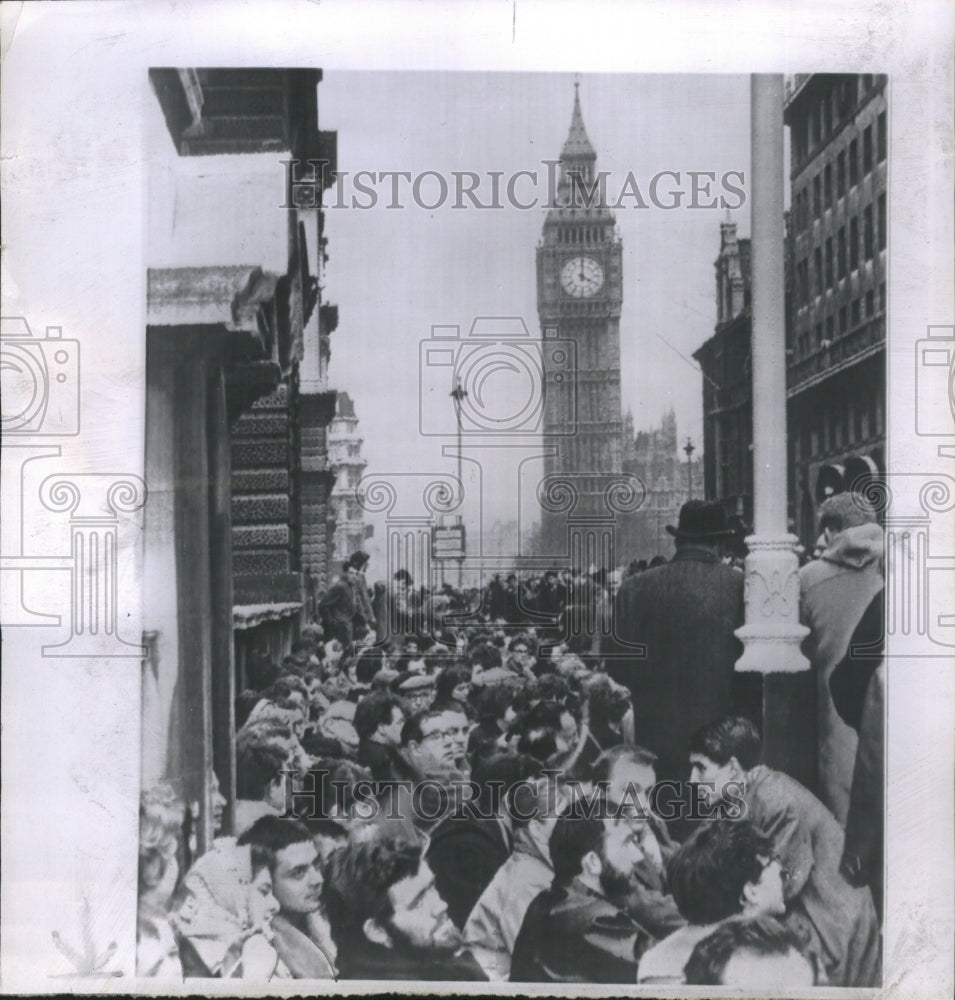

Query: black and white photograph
[[1, 2, 952, 996]]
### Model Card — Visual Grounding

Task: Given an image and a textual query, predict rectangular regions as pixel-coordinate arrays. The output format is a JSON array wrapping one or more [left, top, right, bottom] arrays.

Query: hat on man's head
[[471, 666, 524, 689], [398, 674, 435, 694], [346, 551, 369, 569], [666, 500, 735, 540]]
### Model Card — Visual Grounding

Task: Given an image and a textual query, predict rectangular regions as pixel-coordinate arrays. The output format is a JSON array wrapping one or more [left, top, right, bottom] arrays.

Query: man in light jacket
[[463, 778, 568, 980], [799, 492, 883, 824]]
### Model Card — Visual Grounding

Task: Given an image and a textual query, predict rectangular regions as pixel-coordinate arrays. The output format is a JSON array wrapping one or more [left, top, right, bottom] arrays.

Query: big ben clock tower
[[537, 84, 625, 557]]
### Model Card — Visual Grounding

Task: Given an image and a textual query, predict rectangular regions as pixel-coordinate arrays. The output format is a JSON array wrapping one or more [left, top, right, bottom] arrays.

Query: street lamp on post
[[450, 379, 467, 587], [736, 74, 812, 789], [450, 379, 467, 488], [683, 437, 695, 500]]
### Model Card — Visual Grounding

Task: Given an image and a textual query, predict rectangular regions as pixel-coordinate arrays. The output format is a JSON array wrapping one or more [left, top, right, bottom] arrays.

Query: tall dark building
[[694, 220, 754, 524], [785, 74, 887, 545], [537, 86, 624, 558], [695, 74, 886, 549]]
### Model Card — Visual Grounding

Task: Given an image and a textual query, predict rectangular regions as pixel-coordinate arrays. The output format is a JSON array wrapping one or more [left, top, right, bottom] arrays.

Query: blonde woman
[[138, 783, 186, 977]]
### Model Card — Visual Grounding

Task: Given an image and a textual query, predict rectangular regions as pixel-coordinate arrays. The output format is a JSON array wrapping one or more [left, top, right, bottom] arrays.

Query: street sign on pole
[[432, 523, 466, 561]]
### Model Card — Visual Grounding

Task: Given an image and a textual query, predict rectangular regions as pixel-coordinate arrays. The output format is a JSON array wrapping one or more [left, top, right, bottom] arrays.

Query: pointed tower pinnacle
[[562, 80, 596, 160]]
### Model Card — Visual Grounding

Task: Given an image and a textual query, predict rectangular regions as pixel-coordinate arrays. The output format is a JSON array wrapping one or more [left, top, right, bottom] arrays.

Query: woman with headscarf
[[173, 839, 285, 979]]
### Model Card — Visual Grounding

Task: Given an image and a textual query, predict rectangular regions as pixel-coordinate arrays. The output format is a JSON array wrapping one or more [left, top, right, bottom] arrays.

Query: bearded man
[[510, 804, 654, 983]]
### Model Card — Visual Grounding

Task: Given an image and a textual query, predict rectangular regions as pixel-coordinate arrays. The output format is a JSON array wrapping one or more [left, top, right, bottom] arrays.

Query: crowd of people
[[138, 496, 885, 987]]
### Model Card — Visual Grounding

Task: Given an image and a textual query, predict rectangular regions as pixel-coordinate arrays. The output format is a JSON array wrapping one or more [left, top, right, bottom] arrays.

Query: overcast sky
[[151, 71, 789, 568], [321, 71, 757, 432], [319, 73, 766, 537]]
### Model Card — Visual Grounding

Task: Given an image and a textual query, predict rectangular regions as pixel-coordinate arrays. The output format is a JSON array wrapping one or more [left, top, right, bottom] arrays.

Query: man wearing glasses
[[402, 709, 463, 773], [391, 709, 471, 834]]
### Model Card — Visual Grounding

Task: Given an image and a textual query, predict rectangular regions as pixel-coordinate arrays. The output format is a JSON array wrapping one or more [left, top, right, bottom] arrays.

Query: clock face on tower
[[560, 255, 605, 298]]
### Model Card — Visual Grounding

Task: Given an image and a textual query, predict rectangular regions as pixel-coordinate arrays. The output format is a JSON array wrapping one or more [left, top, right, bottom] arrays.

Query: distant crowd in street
[[139, 494, 885, 987]]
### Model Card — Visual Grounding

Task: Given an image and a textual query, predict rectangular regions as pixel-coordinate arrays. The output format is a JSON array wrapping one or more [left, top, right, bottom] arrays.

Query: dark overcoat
[[603, 547, 753, 781], [426, 809, 512, 929], [318, 578, 357, 645], [510, 878, 652, 983]]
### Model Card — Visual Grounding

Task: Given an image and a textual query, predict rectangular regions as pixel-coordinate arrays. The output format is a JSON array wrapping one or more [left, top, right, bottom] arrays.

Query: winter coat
[[637, 921, 721, 984], [744, 764, 881, 987], [602, 547, 754, 782], [352, 571, 375, 638], [830, 589, 885, 921], [463, 826, 554, 981], [426, 808, 512, 929], [335, 938, 487, 980], [318, 578, 359, 645], [799, 523, 883, 824], [510, 877, 652, 983], [269, 914, 335, 979]]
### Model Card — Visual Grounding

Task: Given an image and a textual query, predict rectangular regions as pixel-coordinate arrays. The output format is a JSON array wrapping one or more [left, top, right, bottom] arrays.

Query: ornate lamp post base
[[736, 533, 815, 789], [735, 624, 811, 671], [735, 533, 811, 675]]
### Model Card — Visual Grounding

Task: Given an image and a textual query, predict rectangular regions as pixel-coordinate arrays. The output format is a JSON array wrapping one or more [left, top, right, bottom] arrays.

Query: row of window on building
[[793, 392, 885, 466], [333, 467, 363, 490], [793, 113, 886, 231], [716, 417, 754, 498], [794, 281, 886, 360], [794, 194, 886, 301], [703, 334, 750, 399], [790, 74, 886, 166]]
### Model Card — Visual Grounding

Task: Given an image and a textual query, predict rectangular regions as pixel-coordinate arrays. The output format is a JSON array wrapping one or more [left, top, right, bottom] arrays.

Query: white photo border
[[1, 0, 952, 995]]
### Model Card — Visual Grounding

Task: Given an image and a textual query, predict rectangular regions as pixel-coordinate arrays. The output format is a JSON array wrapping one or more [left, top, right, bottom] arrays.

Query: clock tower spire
[[564, 80, 596, 159], [537, 84, 626, 561]]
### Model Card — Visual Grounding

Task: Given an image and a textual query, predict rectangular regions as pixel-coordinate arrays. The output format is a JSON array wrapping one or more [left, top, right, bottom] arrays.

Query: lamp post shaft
[[736, 74, 813, 789]]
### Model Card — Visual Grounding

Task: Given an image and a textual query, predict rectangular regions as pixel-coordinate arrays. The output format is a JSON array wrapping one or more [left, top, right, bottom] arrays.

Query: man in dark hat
[[602, 500, 758, 801]]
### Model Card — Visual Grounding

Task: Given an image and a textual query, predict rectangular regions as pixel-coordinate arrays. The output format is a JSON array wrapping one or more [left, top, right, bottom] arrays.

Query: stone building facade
[[144, 68, 337, 847], [537, 86, 626, 563], [620, 409, 704, 561], [694, 221, 754, 524], [328, 391, 371, 567], [785, 73, 887, 544], [695, 74, 886, 550]]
